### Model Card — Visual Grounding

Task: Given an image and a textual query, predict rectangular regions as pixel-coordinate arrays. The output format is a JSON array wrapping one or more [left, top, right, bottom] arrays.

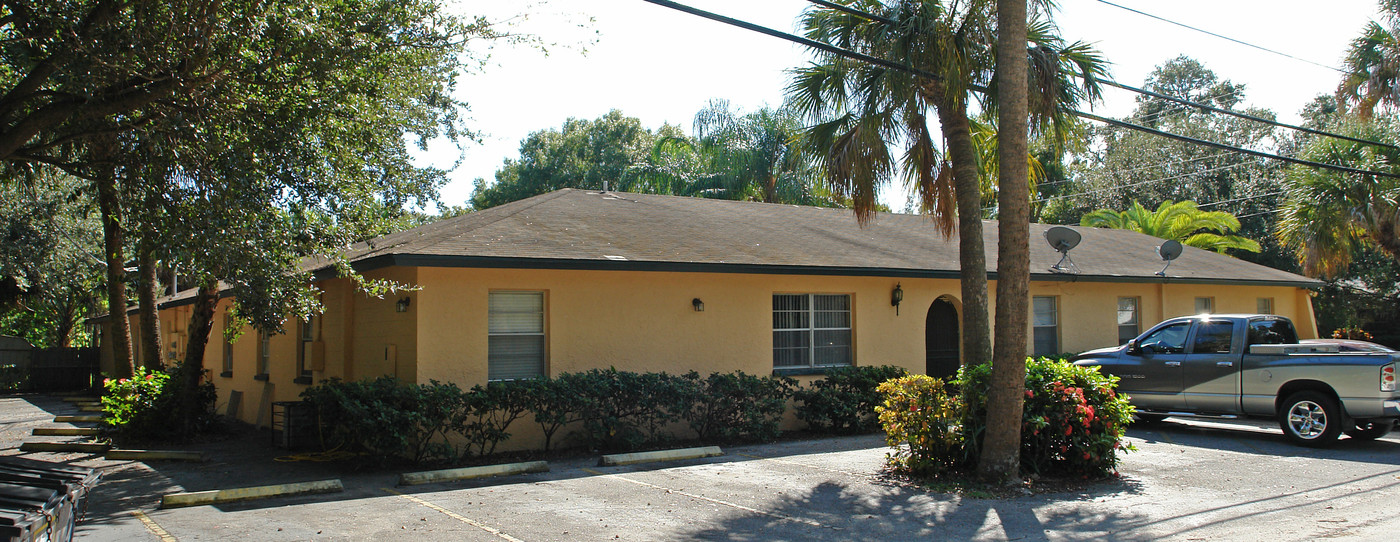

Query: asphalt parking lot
[[6, 394, 1400, 541]]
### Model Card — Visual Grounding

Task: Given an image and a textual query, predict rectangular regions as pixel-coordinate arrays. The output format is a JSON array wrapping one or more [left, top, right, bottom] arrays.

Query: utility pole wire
[[799, 0, 1396, 151], [641, 0, 1400, 180], [1092, 0, 1347, 74], [1097, 78, 1399, 152], [1077, 110, 1400, 178]]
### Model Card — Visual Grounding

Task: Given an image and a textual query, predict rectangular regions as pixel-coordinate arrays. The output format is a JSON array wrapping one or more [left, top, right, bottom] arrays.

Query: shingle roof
[[315, 189, 1319, 287]]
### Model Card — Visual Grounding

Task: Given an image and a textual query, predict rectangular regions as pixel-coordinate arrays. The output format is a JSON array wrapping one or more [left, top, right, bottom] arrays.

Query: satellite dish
[[1044, 226, 1082, 273], [1155, 240, 1183, 276]]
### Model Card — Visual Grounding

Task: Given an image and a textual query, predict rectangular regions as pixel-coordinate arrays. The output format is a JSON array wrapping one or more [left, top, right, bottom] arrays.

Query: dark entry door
[[926, 299, 960, 380]]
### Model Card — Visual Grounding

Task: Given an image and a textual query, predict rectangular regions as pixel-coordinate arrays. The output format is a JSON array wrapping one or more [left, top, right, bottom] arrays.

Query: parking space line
[[735, 453, 869, 478], [580, 468, 827, 528], [382, 488, 525, 542], [131, 510, 177, 542]]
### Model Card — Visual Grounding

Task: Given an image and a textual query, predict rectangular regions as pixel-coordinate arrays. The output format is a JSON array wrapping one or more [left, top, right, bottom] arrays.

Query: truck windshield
[[1248, 319, 1298, 345]]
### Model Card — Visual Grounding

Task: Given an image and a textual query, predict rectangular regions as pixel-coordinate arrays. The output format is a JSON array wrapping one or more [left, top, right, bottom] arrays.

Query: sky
[[420, 0, 1385, 210]]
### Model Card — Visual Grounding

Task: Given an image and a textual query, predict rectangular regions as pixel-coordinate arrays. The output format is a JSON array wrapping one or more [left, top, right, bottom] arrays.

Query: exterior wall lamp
[[395, 296, 411, 313], [692, 298, 705, 312], [891, 283, 904, 315]]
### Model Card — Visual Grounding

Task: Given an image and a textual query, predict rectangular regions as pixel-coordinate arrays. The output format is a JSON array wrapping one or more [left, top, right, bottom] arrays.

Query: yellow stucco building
[[105, 189, 1321, 430]]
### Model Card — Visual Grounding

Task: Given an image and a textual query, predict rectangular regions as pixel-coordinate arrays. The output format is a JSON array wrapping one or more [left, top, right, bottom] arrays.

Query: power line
[[793, 0, 1394, 153], [1016, 162, 1253, 210], [1077, 110, 1400, 178], [798, 0, 1393, 151], [641, 0, 1400, 180], [1096, 78, 1398, 151], [1091, 0, 1346, 74]]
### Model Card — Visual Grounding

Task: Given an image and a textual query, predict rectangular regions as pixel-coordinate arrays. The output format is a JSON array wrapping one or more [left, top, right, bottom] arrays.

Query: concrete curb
[[77, 406, 103, 412], [398, 461, 549, 486], [19, 441, 111, 453], [106, 450, 206, 462], [32, 428, 100, 437], [160, 479, 344, 509], [598, 446, 724, 467], [54, 415, 102, 423]]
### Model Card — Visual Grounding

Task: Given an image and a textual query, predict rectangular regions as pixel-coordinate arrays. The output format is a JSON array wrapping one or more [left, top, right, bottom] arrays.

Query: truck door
[[1123, 321, 1189, 411], [1182, 319, 1242, 413]]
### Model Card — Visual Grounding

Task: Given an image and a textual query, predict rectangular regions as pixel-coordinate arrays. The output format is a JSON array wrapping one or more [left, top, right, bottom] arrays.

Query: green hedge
[[300, 366, 911, 464], [793, 365, 908, 433]]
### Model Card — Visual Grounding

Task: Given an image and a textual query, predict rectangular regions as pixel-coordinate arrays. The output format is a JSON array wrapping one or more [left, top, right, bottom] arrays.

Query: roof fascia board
[[376, 254, 1321, 288]]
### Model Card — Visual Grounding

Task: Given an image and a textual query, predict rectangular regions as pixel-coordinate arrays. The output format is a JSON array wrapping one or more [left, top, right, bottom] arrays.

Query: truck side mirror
[[1127, 339, 1142, 355]]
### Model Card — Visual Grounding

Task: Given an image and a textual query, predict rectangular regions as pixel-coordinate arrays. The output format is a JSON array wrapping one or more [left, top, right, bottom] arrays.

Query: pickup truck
[[1071, 314, 1400, 447]]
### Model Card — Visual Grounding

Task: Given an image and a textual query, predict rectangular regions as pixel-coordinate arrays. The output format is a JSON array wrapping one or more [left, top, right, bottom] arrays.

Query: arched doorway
[[925, 297, 960, 380]]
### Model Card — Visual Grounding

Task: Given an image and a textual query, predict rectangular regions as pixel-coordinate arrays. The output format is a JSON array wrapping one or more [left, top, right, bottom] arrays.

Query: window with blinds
[[1033, 296, 1059, 357], [488, 291, 546, 381], [773, 293, 852, 369]]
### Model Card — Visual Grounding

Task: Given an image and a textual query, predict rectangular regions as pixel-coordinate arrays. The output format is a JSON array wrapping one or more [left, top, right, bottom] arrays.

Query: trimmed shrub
[[300, 377, 464, 464], [680, 371, 795, 442], [794, 365, 908, 433], [563, 368, 690, 452], [459, 381, 532, 457], [875, 375, 963, 476], [957, 358, 1135, 477]]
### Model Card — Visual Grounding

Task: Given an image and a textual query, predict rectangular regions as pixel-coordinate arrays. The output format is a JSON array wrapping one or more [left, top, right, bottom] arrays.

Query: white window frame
[[1195, 296, 1215, 314], [1032, 296, 1059, 357], [772, 293, 853, 370], [1257, 297, 1274, 314], [296, 316, 315, 381], [488, 291, 546, 381], [1117, 297, 1140, 345]]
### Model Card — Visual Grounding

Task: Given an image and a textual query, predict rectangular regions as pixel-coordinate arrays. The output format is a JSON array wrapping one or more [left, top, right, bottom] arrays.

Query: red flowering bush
[[959, 358, 1135, 477], [876, 358, 1134, 478], [101, 367, 172, 436]]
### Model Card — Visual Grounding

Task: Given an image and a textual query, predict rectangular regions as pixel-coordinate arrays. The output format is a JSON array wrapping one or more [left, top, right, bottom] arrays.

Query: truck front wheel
[[1279, 391, 1343, 447]]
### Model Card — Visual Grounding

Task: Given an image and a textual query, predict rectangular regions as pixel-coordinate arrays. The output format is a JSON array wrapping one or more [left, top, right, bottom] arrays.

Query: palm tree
[[981, 0, 1031, 484], [1277, 118, 1400, 277], [1081, 200, 1262, 254], [630, 101, 839, 207], [1339, 0, 1400, 119], [787, 0, 1105, 367]]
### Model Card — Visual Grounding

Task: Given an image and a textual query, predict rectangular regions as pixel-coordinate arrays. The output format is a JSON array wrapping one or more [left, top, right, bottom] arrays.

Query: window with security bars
[[488, 291, 546, 381], [1117, 297, 1140, 345], [773, 294, 852, 369], [1033, 296, 1058, 357]]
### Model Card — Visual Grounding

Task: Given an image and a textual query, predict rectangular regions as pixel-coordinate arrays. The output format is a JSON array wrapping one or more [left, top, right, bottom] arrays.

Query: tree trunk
[[93, 135, 134, 379], [979, 0, 1031, 484], [176, 280, 219, 435], [182, 281, 219, 388], [137, 236, 163, 370], [936, 105, 993, 367]]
